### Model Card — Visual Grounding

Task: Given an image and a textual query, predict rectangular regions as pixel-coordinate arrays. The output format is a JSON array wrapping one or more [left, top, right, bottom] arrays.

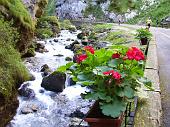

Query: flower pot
[[85, 101, 124, 127], [140, 38, 148, 45]]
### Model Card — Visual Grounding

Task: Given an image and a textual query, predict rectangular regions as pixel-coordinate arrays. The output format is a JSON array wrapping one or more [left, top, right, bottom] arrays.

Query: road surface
[[151, 27, 170, 127]]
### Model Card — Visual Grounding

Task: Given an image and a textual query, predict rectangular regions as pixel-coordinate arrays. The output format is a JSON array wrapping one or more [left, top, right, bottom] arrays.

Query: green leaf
[[93, 66, 112, 75], [124, 86, 135, 98], [57, 65, 67, 72], [57, 62, 74, 72], [100, 99, 127, 118], [108, 59, 119, 68], [137, 77, 154, 90]]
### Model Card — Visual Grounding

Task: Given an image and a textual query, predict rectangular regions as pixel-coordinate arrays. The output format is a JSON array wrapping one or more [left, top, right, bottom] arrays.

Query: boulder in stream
[[41, 71, 66, 92], [40, 64, 52, 77], [18, 83, 35, 99]]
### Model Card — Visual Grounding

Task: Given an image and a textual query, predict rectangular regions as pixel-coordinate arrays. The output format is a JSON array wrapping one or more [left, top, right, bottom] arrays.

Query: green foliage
[[135, 28, 152, 40], [109, 0, 136, 14], [0, 0, 34, 30], [44, 0, 56, 16], [93, 23, 113, 33], [59, 20, 76, 31], [0, 19, 30, 99], [128, 0, 170, 26], [83, 3, 104, 19], [36, 28, 53, 39], [57, 45, 152, 118], [36, 16, 60, 39], [102, 31, 132, 45]]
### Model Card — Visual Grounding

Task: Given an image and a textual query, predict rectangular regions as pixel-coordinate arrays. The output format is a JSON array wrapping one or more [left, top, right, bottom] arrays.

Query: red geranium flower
[[103, 70, 121, 80], [84, 46, 95, 54], [112, 53, 120, 59], [112, 71, 121, 80], [126, 47, 145, 61], [76, 54, 87, 63]]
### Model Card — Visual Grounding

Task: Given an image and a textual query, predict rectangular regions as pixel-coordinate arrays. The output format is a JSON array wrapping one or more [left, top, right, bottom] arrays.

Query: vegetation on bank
[[59, 20, 76, 31], [36, 16, 60, 39], [0, 18, 30, 100], [0, 0, 34, 54], [128, 0, 170, 26]]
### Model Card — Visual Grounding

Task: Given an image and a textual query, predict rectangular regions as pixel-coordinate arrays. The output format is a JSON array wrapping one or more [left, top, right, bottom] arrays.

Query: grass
[[0, 18, 30, 100], [93, 23, 113, 32], [102, 30, 136, 46]]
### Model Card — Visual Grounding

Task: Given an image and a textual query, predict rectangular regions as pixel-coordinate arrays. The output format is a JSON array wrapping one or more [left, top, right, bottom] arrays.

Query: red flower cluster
[[112, 53, 120, 59], [126, 47, 145, 61], [103, 70, 121, 80], [76, 54, 87, 63], [84, 46, 95, 54]]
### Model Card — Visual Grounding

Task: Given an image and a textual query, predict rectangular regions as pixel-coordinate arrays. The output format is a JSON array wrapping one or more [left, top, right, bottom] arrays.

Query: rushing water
[[8, 30, 91, 127]]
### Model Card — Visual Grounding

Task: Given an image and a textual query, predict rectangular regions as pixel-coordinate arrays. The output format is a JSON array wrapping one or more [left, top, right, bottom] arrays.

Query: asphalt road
[[151, 27, 170, 127]]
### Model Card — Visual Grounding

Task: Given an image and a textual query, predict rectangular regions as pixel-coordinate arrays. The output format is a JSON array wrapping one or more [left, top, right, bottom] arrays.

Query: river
[[8, 30, 91, 127]]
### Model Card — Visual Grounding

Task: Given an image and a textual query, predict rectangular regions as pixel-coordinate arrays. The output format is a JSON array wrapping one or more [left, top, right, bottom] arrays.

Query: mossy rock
[[35, 28, 53, 39]]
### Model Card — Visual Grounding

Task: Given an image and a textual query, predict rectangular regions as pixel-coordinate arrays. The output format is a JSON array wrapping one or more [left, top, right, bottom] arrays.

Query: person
[[146, 18, 152, 29]]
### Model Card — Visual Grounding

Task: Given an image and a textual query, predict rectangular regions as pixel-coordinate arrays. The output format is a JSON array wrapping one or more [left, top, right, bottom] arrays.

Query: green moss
[[0, 18, 29, 99], [0, 0, 34, 30], [36, 16, 60, 38], [36, 28, 53, 39], [59, 20, 76, 31]]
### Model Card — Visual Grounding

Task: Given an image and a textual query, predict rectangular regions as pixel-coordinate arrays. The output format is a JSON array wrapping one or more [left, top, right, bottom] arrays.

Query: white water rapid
[[8, 30, 91, 127]]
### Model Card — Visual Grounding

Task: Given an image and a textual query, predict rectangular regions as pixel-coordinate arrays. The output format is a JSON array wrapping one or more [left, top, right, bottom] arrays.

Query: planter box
[[85, 101, 124, 127], [140, 38, 148, 45]]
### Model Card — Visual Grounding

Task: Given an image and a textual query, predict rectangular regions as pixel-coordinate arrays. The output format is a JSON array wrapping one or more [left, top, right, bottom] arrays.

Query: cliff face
[[22, 0, 48, 18], [56, 0, 118, 21]]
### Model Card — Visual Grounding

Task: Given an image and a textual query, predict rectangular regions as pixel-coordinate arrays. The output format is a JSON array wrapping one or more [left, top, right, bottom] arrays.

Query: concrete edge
[[134, 35, 162, 127]]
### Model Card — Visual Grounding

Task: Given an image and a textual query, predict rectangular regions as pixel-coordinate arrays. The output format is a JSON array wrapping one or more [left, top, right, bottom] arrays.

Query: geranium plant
[[135, 28, 152, 40], [57, 45, 152, 118]]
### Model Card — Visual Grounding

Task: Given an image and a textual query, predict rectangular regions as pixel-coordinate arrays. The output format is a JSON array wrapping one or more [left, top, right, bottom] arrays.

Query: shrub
[[36, 16, 60, 38], [59, 20, 76, 31], [36, 28, 53, 39]]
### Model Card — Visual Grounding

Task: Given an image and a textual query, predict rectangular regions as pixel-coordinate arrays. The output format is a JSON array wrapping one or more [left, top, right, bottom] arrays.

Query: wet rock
[[21, 107, 33, 114], [81, 41, 88, 46], [66, 38, 71, 41], [18, 84, 35, 99], [68, 78, 76, 86], [22, 48, 36, 58], [65, 57, 72, 61], [39, 89, 45, 93], [53, 54, 64, 57], [65, 40, 80, 50], [53, 39, 58, 42], [77, 33, 84, 39], [40, 64, 52, 77], [95, 41, 108, 49], [41, 71, 66, 92], [35, 43, 48, 53], [69, 109, 85, 118]]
